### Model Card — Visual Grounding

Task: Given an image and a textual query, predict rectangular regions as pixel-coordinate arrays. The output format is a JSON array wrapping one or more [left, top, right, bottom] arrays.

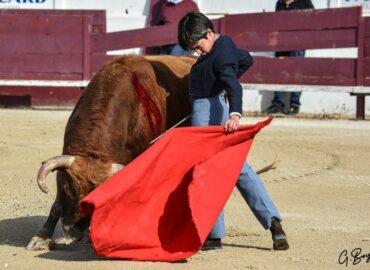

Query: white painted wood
[[0, 80, 89, 87]]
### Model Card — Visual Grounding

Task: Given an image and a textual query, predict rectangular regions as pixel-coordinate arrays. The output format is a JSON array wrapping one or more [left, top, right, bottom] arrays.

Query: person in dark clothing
[[265, 0, 314, 115], [157, 0, 199, 55], [178, 12, 289, 251]]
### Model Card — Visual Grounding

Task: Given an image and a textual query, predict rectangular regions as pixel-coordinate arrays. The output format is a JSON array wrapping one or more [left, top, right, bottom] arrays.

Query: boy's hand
[[224, 114, 240, 133]]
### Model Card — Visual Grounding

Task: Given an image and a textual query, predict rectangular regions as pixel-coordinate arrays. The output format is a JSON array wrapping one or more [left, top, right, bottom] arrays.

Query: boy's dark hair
[[178, 12, 214, 50]]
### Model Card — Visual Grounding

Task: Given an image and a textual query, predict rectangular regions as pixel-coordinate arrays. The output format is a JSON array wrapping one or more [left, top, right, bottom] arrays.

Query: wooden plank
[[0, 73, 84, 81], [363, 58, 370, 76], [364, 17, 370, 37], [232, 29, 357, 52], [0, 33, 84, 53], [91, 24, 178, 53], [0, 80, 88, 87], [83, 16, 91, 80], [354, 94, 366, 120], [241, 57, 356, 86], [92, 8, 360, 54], [0, 13, 94, 81], [222, 7, 360, 33], [0, 85, 83, 107], [0, 53, 84, 74], [364, 37, 370, 57], [90, 54, 115, 75], [363, 78, 370, 86], [108, 26, 356, 54], [0, 9, 106, 33], [357, 16, 365, 85], [0, 15, 86, 34]]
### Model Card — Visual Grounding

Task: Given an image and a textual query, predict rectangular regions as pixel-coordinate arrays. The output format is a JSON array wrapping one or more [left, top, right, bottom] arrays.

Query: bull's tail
[[256, 159, 280, 174]]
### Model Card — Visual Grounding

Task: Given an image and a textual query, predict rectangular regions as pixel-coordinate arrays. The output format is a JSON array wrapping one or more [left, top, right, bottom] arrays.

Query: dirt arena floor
[[0, 108, 369, 270]]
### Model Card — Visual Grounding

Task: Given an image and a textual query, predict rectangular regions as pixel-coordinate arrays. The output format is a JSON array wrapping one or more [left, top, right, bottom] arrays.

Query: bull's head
[[37, 155, 123, 239]]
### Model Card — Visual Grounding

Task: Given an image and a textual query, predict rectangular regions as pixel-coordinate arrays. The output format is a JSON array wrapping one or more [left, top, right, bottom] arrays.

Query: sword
[[149, 114, 192, 145]]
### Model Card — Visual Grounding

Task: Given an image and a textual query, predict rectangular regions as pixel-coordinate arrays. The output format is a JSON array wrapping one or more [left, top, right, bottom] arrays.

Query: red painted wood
[[91, 24, 178, 53], [0, 53, 84, 74], [0, 9, 106, 33], [364, 37, 370, 57], [362, 58, 370, 84], [92, 8, 360, 54], [0, 86, 83, 107], [231, 29, 357, 52], [90, 54, 115, 75], [83, 16, 92, 80], [241, 57, 356, 86], [0, 7, 366, 112], [0, 13, 93, 81], [0, 33, 85, 54], [0, 73, 83, 81], [221, 7, 360, 33], [356, 16, 365, 85], [364, 18, 370, 88], [364, 17, 370, 37], [349, 94, 366, 120], [0, 15, 86, 34]]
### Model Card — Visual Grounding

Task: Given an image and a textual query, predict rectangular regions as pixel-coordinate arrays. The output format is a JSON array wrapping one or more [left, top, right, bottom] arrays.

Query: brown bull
[[26, 55, 196, 250]]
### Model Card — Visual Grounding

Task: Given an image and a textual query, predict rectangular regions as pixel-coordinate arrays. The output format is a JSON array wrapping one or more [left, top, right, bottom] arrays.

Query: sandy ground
[[0, 108, 369, 270]]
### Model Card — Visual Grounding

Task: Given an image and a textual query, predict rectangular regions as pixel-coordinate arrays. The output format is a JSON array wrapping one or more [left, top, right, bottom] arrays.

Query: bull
[[26, 55, 196, 250]]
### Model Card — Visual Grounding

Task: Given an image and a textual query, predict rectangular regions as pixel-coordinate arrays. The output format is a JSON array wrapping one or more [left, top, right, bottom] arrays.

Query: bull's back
[[63, 55, 192, 164], [146, 55, 195, 128]]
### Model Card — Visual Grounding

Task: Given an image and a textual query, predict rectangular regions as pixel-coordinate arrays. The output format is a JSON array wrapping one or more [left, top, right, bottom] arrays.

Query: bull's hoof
[[26, 236, 56, 251]]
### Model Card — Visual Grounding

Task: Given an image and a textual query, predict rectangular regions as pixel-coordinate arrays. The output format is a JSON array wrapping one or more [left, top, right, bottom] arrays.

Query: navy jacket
[[189, 35, 253, 115]]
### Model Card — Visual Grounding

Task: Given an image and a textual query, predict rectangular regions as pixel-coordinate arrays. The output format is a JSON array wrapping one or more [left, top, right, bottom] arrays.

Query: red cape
[[80, 118, 272, 262]]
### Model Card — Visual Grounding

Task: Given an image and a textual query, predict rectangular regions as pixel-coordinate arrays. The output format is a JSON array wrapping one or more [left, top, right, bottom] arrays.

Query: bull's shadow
[[0, 215, 50, 248], [0, 216, 99, 261]]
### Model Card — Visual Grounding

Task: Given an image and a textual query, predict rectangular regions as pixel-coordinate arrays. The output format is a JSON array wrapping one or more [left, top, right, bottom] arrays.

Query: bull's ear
[[160, 86, 170, 97]]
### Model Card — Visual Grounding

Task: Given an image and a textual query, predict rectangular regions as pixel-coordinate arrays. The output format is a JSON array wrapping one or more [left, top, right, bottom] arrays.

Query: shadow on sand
[[0, 215, 100, 261]]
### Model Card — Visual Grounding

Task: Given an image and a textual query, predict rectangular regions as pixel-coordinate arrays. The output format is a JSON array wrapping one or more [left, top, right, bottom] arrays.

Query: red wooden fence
[[90, 7, 363, 87], [0, 7, 369, 118], [0, 9, 105, 107]]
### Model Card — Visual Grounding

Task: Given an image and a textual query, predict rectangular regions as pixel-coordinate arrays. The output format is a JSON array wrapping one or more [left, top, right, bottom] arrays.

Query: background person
[[265, 0, 315, 115], [157, 0, 199, 55]]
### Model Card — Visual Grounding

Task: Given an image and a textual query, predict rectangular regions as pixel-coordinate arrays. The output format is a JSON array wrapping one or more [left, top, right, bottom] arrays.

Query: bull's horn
[[111, 163, 124, 175], [37, 155, 76, 194]]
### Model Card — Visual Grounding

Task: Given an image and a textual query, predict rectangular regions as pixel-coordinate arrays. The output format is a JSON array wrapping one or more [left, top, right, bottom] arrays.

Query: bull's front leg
[[26, 201, 61, 250]]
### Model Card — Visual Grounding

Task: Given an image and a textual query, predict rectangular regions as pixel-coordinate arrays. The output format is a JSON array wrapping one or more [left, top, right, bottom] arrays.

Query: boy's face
[[189, 29, 216, 55]]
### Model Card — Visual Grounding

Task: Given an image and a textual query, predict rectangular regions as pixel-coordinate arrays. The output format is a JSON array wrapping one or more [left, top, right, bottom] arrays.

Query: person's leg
[[160, 44, 175, 55], [236, 162, 281, 228], [170, 44, 193, 56], [288, 50, 305, 114], [272, 91, 285, 108], [206, 210, 225, 238], [290, 91, 302, 112], [191, 92, 228, 247], [191, 91, 228, 127], [265, 92, 285, 114], [236, 161, 289, 250]]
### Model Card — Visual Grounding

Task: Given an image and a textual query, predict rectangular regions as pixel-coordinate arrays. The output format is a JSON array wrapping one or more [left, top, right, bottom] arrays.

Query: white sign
[[0, 0, 53, 10], [339, 0, 370, 13]]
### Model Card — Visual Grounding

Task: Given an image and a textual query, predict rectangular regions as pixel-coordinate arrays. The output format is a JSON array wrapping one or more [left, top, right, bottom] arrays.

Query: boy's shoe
[[272, 234, 289, 250], [201, 238, 223, 251], [270, 219, 289, 250]]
